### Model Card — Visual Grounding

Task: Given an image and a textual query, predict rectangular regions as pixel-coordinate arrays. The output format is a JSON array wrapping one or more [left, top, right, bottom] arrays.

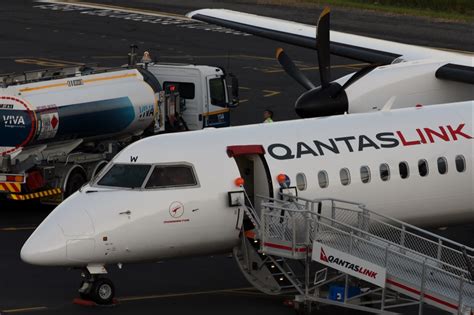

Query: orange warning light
[[235, 177, 245, 187], [277, 173, 287, 184]]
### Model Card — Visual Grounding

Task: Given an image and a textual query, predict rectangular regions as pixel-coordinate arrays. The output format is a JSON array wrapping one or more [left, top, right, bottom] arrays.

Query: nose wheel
[[79, 276, 115, 305]]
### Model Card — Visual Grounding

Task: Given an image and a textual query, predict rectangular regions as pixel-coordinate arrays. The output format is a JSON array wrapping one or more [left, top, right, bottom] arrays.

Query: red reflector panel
[[26, 170, 44, 191], [227, 145, 265, 157]]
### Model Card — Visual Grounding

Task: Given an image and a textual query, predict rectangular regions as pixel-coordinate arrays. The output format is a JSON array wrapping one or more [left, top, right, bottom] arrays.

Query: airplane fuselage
[[21, 102, 473, 268]]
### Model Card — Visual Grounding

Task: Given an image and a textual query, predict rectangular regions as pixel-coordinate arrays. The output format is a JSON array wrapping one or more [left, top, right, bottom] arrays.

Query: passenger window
[[418, 159, 429, 177], [437, 157, 448, 175], [318, 171, 329, 188], [360, 166, 371, 184], [145, 165, 197, 189], [455, 155, 466, 173], [340, 168, 351, 186], [296, 173, 307, 191], [380, 164, 390, 181], [97, 164, 151, 188], [163, 81, 195, 99], [399, 162, 409, 179]]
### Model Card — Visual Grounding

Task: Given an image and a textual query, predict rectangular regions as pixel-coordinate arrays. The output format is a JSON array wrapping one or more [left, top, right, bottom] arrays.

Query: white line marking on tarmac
[[0, 288, 261, 313], [34, 1, 250, 36], [118, 287, 255, 302]]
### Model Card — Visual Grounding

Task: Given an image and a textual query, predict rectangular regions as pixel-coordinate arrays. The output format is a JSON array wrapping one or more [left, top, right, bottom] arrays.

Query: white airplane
[[21, 100, 473, 304], [187, 8, 474, 118]]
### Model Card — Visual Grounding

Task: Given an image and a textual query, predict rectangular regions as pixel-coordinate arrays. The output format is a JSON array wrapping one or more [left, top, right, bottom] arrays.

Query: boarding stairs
[[233, 191, 304, 295], [235, 192, 474, 314]]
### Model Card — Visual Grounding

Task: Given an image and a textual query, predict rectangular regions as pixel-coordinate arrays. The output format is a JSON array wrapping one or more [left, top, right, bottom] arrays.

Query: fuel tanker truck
[[0, 62, 238, 203]]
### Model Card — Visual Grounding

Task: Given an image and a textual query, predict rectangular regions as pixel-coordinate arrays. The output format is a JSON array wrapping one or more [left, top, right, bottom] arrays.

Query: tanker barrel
[[0, 68, 156, 156]]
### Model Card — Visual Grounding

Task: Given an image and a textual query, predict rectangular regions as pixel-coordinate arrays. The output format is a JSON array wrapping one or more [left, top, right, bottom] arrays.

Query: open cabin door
[[227, 145, 273, 218]]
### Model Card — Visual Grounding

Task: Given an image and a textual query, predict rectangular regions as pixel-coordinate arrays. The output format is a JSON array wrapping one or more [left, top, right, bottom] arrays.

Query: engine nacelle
[[343, 60, 474, 113]]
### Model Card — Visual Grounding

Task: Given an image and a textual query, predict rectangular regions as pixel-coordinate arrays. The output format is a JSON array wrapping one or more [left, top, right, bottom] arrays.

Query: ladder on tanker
[[235, 193, 474, 314]]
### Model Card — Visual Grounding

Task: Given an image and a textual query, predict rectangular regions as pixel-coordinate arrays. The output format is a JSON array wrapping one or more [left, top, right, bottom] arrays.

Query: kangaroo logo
[[320, 247, 329, 262], [169, 201, 184, 218]]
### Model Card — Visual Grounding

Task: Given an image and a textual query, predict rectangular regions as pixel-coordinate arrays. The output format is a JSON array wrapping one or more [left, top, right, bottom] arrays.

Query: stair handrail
[[259, 197, 473, 279]]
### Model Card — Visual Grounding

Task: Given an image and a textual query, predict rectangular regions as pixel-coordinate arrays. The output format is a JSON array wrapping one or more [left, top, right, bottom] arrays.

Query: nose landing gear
[[78, 272, 116, 305]]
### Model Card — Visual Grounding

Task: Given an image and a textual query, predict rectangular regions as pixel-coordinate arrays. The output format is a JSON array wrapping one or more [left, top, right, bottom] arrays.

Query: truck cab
[[147, 63, 238, 131]]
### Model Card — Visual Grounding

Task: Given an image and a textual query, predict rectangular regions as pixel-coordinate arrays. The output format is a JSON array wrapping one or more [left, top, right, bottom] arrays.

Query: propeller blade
[[276, 48, 316, 91], [337, 63, 380, 93], [316, 7, 331, 88]]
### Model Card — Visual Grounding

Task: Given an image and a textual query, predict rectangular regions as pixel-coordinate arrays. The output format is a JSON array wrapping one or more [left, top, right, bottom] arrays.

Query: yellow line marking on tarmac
[[15, 59, 68, 67], [2, 306, 48, 313], [263, 63, 369, 73], [118, 287, 255, 302], [0, 226, 36, 231], [239, 99, 249, 104], [91, 54, 280, 62], [263, 90, 281, 98], [37, 58, 83, 65], [239, 86, 251, 90]]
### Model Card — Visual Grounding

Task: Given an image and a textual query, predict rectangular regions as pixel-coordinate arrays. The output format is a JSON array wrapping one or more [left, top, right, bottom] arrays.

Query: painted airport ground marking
[[263, 90, 281, 98], [262, 63, 369, 73], [35, 1, 250, 36], [1, 306, 48, 313], [0, 287, 261, 313], [117, 287, 256, 302], [0, 226, 36, 232], [85, 54, 365, 74], [14, 58, 83, 67]]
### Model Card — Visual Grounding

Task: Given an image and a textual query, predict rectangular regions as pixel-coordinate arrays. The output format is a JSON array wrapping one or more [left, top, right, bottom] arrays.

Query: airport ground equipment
[[235, 193, 474, 314], [0, 60, 238, 203]]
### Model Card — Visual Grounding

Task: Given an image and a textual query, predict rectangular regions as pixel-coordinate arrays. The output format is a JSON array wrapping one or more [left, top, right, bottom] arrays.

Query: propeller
[[276, 48, 315, 90], [275, 7, 377, 118]]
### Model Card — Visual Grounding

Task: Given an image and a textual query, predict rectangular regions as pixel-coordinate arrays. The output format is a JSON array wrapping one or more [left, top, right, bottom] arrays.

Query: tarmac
[[0, 1, 472, 314]]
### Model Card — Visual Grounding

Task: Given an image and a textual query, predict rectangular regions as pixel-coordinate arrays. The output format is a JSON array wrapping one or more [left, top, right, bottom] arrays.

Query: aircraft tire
[[90, 278, 115, 305]]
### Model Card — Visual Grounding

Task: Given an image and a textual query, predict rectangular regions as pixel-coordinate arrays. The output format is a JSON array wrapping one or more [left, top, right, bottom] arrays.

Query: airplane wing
[[187, 9, 474, 84]]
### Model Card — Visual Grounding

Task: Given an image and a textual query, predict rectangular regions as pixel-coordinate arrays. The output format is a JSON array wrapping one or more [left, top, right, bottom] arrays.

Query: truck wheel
[[65, 170, 87, 198]]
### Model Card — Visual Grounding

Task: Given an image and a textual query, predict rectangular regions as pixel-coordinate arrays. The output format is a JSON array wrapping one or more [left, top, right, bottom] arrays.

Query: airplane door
[[227, 145, 273, 218]]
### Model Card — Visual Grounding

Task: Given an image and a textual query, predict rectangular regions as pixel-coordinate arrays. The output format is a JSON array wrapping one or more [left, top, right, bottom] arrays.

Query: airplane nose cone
[[21, 224, 67, 266]]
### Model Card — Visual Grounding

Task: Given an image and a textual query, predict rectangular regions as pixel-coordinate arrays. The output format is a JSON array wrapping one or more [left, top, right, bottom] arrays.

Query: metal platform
[[236, 192, 474, 314]]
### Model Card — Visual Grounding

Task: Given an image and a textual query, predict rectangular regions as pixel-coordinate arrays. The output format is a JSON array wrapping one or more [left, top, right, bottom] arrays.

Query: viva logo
[[3, 115, 25, 126]]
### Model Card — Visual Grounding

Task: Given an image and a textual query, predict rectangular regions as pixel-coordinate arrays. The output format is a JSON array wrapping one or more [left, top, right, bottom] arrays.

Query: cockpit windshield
[[96, 164, 151, 188], [145, 165, 197, 189]]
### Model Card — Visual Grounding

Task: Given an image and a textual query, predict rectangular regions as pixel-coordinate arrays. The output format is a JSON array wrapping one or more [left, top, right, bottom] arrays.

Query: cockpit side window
[[145, 165, 197, 189], [97, 164, 151, 188]]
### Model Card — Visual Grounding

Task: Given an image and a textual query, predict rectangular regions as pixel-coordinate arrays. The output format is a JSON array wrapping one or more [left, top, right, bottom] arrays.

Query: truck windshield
[[96, 164, 151, 188], [209, 78, 227, 107]]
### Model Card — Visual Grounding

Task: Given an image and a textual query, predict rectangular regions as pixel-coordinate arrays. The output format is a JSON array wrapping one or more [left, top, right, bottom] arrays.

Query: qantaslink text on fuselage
[[268, 123, 472, 160]]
